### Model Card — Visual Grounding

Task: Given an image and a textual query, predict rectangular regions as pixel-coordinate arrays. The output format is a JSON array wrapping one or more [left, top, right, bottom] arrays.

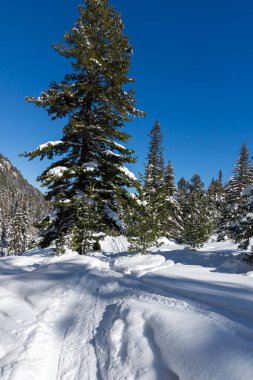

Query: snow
[[37, 141, 62, 150], [47, 166, 68, 177], [82, 161, 98, 172], [113, 253, 174, 276], [100, 235, 129, 253], [0, 240, 253, 379], [112, 142, 127, 150], [0, 159, 12, 171], [103, 150, 121, 158], [104, 205, 123, 229], [119, 166, 137, 180], [90, 58, 102, 67]]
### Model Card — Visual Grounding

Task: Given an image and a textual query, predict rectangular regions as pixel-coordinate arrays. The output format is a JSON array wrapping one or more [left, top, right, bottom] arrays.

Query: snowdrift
[[0, 239, 252, 380]]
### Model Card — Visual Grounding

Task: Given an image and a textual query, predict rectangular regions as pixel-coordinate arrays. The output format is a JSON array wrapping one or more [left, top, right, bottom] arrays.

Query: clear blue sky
[[1, 0, 253, 189]]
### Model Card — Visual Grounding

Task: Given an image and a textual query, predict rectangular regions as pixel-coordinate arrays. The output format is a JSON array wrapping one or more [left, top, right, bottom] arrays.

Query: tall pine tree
[[8, 200, 30, 254], [143, 120, 165, 234], [237, 185, 253, 262], [207, 170, 226, 233], [24, 0, 144, 247], [217, 143, 253, 241], [178, 175, 212, 248], [126, 189, 160, 254], [161, 161, 182, 239], [144, 120, 164, 190], [125, 121, 165, 253]]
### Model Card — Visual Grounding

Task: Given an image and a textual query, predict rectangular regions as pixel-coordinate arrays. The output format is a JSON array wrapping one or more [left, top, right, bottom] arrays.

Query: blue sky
[[1, 0, 253, 189]]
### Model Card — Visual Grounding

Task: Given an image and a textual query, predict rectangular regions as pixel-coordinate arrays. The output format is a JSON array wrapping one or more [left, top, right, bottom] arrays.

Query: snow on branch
[[82, 161, 98, 172], [37, 141, 63, 151], [119, 166, 137, 181], [104, 205, 123, 229], [103, 150, 121, 158], [47, 166, 68, 178]]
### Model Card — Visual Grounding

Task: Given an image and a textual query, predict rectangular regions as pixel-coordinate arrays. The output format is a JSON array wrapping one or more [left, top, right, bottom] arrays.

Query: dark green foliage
[[207, 170, 226, 232], [161, 161, 182, 239], [217, 143, 253, 242], [93, 241, 101, 251], [8, 200, 30, 254], [143, 121, 165, 235], [24, 0, 144, 247], [144, 120, 164, 190], [71, 185, 105, 254], [126, 190, 160, 254], [55, 233, 66, 256], [236, 185, 253, 262], [178, 175, 212, 248]]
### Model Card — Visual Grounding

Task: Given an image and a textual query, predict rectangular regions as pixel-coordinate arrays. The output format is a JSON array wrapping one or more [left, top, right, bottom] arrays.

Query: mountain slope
[[0, 154, 49, 252]]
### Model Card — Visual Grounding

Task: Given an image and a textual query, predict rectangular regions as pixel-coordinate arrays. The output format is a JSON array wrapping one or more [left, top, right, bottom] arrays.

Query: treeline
[[0, 154, 49, 255], [22, 0, 253, 264], [125, 122, 253, 263]]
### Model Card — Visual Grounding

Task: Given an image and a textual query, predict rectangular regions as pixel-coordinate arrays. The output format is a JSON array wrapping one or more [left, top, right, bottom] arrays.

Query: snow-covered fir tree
[[144, 120, 164, 190], [71, 185, 106, 254], [143, 120, 165, 234], [126, 189, 160, 254], [217, 143, 253, 242], [24, 0, 144, 248], [207, 170, 226, 232], [178, 175, 212, 248], [236, 185, 253, 262], [8, 200, 30, 254], [161, 160, 182, 239]]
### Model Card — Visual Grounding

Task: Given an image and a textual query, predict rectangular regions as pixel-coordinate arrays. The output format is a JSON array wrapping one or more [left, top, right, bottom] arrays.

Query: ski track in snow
[[0, 240, 252, 379]]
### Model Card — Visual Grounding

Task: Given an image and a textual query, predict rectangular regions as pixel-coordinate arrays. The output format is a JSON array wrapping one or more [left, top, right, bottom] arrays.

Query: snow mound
[[0, 240, 253, 379], [113, 254, 174, 277], [100, 235, 129, 253], [96, 298, 253, 380]]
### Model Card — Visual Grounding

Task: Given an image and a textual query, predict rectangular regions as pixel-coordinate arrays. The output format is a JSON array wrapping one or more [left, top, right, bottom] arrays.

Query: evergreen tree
[[71, 185, 105, 254], [55, 233, 66, 256], [238, 184, 253, 263], [217, 143, 253, 241], [179, 175, 212, 248], [144, 120, 164, 191], [161, 161, 182, 239], [8, 200, 30, 254], [207, 170, 226, 232], [24, 0, 144, 247], [177, 177, 190, 243], [237, 185, 253, 263], [126, 189, 160, 254], [143, 121, 165, 235], [0, 225, 8, 256]]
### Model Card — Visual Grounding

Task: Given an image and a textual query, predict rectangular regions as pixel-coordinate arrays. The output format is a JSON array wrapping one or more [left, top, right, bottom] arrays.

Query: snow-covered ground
[[0, 239, 252, 380]]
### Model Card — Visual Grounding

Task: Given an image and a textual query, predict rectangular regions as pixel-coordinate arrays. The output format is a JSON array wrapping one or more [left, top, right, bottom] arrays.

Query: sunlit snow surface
[[0, 239, 252, 380]]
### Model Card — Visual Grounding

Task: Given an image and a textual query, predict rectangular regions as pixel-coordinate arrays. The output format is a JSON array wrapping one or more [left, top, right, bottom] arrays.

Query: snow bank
[[0, 240, 253, 380], [99, 299, 253, 380], [113, 254, 174, 277], [100, 235, 129, 253]]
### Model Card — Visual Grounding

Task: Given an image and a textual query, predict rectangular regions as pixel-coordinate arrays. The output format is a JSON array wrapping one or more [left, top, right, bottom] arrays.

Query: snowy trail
[[0, 241, 253, 379]]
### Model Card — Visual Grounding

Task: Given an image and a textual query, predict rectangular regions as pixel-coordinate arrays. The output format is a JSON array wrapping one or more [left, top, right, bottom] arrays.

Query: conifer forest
[[0, 1, 253, 379]]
